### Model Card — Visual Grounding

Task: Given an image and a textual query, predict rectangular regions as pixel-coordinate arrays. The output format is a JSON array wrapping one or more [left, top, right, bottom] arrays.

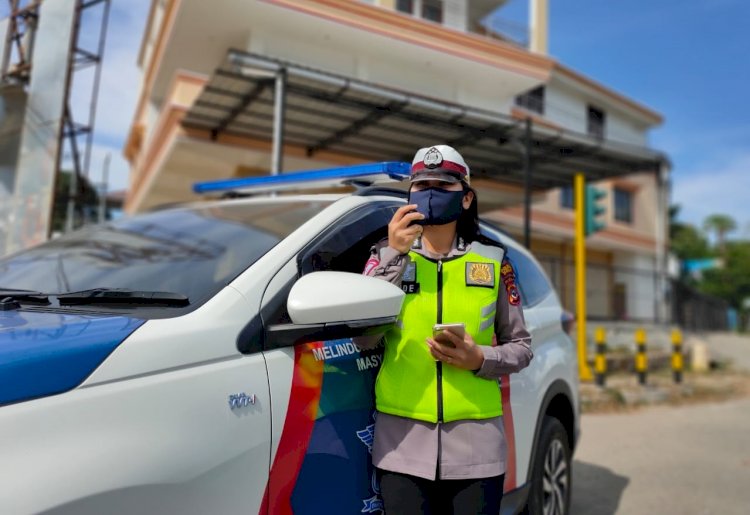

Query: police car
[[0, 163, 579, 515]]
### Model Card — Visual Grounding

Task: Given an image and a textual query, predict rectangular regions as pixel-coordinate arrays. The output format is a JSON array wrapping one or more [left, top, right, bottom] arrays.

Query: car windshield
[[0, 200, 333, 307]]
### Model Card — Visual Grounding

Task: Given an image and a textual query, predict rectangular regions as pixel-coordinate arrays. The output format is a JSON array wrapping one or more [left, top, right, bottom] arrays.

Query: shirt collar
[[411, 235, 469, 259]]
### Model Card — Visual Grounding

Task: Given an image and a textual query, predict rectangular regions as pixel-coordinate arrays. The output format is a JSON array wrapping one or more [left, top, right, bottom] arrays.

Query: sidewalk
[[692, 331, 750, 371], [578, 324, 750, 366], [580, 368, 750, 413]]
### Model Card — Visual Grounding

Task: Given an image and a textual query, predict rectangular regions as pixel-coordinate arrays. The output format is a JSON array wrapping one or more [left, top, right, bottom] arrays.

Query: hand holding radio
[[388, 204, 425, 254]]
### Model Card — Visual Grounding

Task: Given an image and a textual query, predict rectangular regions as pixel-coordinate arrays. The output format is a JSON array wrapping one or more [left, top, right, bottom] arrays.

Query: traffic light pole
[[575, 173, 594, 381]]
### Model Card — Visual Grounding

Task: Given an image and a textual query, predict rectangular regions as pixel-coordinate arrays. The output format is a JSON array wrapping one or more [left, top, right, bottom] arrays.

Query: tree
[[703, 214, 737, 258], [701, 240, 750, 310], [52, 171, 100, 233], [669, 205, 711, 261]]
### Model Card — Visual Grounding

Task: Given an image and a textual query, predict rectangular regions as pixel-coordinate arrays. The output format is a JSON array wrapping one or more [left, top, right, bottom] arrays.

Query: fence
[[670, 280, 729, 331]]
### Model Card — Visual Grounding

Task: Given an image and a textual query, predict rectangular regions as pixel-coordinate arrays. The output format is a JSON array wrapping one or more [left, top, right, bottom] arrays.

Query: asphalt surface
[[570, 395, 750, 514]]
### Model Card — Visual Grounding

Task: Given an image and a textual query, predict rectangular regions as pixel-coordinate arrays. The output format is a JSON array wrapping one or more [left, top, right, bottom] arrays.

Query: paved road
[[571, 396, 750, 514]]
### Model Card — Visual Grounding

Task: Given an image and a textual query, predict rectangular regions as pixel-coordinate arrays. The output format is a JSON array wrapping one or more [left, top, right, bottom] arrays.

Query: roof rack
[[193, 162, 410, 196]]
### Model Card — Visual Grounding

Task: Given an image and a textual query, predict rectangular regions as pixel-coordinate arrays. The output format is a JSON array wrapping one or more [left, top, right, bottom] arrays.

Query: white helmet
[[410, 144, 470, 185]]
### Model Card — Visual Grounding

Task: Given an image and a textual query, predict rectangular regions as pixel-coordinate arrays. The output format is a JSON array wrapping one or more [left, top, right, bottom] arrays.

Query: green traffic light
[[585, 185, 607, 236]]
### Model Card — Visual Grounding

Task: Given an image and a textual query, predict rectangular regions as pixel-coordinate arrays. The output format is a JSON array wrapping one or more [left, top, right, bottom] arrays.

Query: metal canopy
[[182, 50, 667, 190]]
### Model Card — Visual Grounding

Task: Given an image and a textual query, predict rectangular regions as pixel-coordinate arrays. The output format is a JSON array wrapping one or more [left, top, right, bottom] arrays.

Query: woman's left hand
[[426, 329, 485, 371]]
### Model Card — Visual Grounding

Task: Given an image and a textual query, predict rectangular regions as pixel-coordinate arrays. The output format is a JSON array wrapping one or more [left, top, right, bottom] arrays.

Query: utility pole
[[98, 152, 110, 224], [575, 173, 594, 381]]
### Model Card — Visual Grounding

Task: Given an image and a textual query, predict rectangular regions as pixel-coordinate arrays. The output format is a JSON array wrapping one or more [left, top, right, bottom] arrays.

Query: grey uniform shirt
[[360, 236, 533, 480]]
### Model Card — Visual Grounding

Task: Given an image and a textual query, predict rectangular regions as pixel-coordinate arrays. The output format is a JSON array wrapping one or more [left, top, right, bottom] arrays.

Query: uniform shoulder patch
[[363, 257, 380, 275], [501, 259, 521, 306], [466, 262, 495, 288]]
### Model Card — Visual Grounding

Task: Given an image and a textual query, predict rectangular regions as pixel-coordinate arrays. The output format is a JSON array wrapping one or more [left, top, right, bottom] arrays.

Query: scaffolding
[[1, 0, 111, 236], [1, 0, 41, 84]]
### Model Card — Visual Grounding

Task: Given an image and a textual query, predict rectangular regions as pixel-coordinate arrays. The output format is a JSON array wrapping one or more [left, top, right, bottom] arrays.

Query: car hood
[[0, 310, 145, 406]]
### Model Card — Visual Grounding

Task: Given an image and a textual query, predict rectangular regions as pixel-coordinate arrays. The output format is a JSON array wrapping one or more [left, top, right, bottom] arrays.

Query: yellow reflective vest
[[375, 241, 505, 423]]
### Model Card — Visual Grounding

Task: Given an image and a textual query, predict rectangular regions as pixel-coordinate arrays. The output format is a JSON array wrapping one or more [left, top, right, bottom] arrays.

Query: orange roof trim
[[262, 0, 554, 79]]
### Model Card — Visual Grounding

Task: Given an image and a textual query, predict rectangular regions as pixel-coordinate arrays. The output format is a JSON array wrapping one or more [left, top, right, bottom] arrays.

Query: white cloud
[[671, 151, 750, 231]]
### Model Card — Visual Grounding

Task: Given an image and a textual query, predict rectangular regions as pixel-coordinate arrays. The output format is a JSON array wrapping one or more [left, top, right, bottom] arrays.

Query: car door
[[477, 224, 545, 490], [258, 200, 401, 515]]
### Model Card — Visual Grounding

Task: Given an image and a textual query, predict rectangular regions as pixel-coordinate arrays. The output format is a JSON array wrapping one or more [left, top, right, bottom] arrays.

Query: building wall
[[520, 238, 611, 318], [373, 0, 473, 30], [613, 252, 657, 321], [543, 77, 649, 146], [124, 0, 666, 324], [535, 172, 660, 242], [246, 18, 530, 115], [141, 1, 166, 71], [608, 173, 658, 235], [443, 0, 469, 31]]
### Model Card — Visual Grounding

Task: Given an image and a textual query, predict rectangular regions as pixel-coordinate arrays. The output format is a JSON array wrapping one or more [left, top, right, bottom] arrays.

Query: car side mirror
[[263, 272, 405, 349], [288, 271, 404, 324]]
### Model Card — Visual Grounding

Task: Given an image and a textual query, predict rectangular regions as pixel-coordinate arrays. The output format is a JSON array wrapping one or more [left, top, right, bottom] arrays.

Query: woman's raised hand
[[388, 204, 425, 254]]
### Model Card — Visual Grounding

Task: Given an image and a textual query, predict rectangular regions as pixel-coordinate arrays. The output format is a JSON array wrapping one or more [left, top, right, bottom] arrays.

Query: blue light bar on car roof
[[193, 161, 411, 195]]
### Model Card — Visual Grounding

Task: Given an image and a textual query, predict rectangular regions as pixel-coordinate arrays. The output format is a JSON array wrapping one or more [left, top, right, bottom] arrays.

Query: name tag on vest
[[402, 282, 420, 294]]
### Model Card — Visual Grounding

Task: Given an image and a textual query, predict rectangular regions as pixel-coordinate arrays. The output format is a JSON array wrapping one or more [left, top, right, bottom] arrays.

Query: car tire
[[525, 415, 571, 515]]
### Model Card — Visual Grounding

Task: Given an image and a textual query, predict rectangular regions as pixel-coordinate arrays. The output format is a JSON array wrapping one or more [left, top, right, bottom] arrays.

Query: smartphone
[[432, 323, 465, 348]]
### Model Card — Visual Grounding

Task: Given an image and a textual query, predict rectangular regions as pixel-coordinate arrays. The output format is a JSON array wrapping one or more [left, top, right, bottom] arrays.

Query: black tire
[[525, 416, 571, 515]]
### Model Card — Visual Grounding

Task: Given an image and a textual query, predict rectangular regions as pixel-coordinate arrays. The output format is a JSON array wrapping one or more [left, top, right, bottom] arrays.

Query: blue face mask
[[409, 187, 465, 226]]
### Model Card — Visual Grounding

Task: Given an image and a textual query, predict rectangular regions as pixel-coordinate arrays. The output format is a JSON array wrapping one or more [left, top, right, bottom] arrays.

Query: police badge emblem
[[501, 260, 522, 306], [466, 262, 495, 287], [423, 147, 444, 168]]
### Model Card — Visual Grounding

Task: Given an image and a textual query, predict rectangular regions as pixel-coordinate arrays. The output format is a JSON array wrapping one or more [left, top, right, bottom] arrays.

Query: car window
[[298, 202, 400, 276], [504, 247, 553, 308], [0, 200, 333, 308], [261, 201, 400, 329]]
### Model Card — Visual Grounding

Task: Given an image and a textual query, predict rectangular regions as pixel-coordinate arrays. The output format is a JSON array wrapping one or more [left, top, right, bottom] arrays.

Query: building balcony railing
[[479, 15, 529, 48]]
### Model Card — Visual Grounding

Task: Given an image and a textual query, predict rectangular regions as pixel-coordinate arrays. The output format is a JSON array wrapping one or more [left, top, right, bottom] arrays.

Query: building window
[[422, 0, 443, 23], [396, 0, 413, 14], [614, 188, 633, 223], [515, 86, 545, 115], [560, 185, 574, 209], [587, 105, 606, 140]]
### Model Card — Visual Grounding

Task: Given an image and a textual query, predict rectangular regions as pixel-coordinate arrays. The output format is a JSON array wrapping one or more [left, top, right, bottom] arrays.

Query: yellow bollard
[[635, 328, 647, 385], [672, 328, 684, 383], [594, 327, 607, 387]]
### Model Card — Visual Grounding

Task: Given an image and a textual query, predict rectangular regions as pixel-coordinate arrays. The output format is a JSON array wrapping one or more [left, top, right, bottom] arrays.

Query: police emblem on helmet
[[423, 147, 443, 169]]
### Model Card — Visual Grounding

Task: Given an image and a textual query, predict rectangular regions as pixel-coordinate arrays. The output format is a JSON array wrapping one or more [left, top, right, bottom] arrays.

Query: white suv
[[0, 166, 579, 515]]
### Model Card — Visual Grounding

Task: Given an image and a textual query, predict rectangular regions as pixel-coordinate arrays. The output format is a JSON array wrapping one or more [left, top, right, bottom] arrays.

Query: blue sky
[[500, 0, 750, 233], [6, 0, 749, 234]]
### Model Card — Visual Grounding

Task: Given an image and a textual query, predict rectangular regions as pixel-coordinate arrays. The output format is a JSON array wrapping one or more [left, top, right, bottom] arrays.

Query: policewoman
[[362, 145, 533, 514]]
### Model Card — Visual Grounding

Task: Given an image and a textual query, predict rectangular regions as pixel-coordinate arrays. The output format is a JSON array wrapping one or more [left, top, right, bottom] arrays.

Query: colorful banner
[[262, 338, 384, 514]]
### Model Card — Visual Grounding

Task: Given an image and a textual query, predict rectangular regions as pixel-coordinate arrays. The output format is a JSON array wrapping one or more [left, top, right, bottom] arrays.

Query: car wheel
[[526, 416, 571, 515]]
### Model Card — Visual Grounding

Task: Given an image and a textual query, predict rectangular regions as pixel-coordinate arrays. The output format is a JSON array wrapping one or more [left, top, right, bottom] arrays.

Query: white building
[[124, 0, 669, 322]]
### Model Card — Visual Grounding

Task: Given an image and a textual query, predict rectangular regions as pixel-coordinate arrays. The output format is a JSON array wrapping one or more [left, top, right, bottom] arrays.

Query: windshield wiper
[[0, 288, 50, 304], [56, 288, 189, 307]]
